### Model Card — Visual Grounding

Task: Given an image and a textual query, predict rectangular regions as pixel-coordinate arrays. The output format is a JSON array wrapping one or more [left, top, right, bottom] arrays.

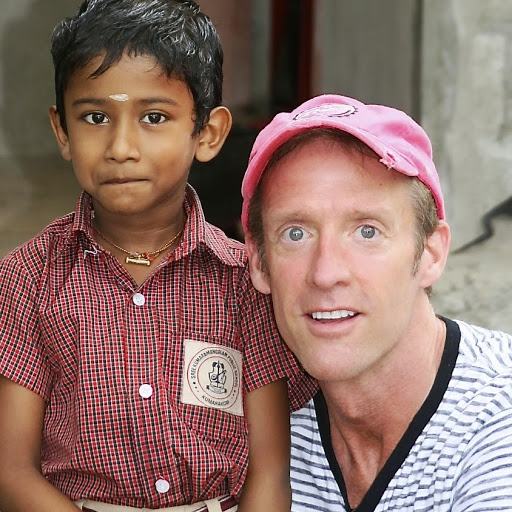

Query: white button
[[132, 293, 146, 306], [155, 478, 170, 494], [138, 384, 153, 399]]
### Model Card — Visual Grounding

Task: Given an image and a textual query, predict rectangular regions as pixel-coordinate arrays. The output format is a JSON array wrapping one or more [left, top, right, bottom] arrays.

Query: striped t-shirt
[[290, 317, 512, 511]]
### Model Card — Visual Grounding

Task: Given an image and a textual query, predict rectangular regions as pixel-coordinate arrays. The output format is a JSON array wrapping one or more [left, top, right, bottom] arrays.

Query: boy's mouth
[[104, 177, 146, 185]]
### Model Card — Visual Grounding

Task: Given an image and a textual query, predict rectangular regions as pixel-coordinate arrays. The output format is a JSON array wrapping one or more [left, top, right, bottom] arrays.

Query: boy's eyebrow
[[137, 97, 180, 106], [71, 97, 180, 107], [71, 97, 108, 107]]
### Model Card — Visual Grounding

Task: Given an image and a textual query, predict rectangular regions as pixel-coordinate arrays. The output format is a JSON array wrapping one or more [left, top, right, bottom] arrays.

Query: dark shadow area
[[189, 124, 258, 241], [270, 0, 313, 112]]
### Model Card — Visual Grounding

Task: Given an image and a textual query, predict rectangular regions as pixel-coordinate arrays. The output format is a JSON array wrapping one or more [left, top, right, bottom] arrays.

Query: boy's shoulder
[[201, 220, 247, 267], [183, 185, 246, 267], [1, 210, 77, 275]]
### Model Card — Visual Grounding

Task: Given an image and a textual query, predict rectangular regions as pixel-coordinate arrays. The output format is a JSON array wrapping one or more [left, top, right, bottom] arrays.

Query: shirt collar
[[179, 185, 244, 267], [70, 185, 244, 267], [72, 191, 94, 235]]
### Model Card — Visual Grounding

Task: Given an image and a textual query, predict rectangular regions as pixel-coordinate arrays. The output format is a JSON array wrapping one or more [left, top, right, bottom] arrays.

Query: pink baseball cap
[[241, 94, 445, 231]]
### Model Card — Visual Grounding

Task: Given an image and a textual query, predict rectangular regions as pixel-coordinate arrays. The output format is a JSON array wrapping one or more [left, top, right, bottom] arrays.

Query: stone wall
[[313, 0, 421, 118], [422, 0, 512, 249], [313, 0, 512, 249], [0, 0, 81, 157]]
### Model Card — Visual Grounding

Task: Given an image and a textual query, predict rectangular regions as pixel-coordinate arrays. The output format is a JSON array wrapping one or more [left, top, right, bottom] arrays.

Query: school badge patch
[[181, 340, 243, 416]]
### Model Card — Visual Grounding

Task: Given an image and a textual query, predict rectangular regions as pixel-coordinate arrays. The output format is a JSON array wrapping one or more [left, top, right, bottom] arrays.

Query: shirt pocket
[[168, 331, 248, 441]]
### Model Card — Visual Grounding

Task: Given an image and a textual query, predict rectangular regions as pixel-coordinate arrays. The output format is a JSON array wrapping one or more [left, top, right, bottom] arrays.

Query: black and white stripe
[[290, 318, 512, 511]]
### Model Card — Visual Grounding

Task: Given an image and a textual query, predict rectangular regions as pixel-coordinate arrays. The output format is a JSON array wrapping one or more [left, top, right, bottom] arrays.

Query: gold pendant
[[126, 255, 151, 266]]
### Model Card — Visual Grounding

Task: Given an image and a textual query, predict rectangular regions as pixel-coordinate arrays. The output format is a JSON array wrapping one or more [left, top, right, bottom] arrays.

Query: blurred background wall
[[1, 0, 511, 251]]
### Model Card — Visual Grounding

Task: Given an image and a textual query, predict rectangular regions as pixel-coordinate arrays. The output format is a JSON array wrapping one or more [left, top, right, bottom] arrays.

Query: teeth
[[311, 310, 355, 320]]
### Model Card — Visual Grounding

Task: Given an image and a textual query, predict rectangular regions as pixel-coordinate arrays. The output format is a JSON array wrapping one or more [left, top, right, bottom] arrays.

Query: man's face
[[248, 139, 443, 385]]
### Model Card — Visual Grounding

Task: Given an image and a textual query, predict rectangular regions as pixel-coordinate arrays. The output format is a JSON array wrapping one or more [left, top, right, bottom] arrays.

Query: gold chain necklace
[[93, 223, 184, 266]]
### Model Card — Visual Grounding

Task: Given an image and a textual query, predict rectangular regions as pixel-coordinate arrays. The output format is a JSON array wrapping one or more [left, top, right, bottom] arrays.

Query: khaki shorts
[[75, 495, 237, 512]]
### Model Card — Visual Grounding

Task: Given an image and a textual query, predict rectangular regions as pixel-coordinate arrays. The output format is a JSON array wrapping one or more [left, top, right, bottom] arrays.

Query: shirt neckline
[[314, 316, 461, 512], [69, 185, 244, 268]]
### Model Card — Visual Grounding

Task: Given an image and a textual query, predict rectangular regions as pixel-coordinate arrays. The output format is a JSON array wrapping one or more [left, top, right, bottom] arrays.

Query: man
[[240, 94, 512, 511]]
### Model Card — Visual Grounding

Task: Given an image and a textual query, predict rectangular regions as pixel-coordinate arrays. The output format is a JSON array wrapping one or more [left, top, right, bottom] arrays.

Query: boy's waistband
[[75, 495, 237, 512]]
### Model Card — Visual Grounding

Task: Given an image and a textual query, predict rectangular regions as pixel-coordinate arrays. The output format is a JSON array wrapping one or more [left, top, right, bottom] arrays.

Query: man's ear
[[245, 235, 271, 295], [418, 220, 451, 289], [195, 106, 232, 163], [49, 106, 71, 161]]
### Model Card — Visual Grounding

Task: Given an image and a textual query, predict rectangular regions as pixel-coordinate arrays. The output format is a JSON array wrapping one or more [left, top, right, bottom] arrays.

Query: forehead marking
[[109, 94, 130, 102]]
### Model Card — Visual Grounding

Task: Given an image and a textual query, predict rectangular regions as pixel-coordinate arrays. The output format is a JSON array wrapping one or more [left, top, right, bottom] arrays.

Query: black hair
[[51, 0, 223, 135]]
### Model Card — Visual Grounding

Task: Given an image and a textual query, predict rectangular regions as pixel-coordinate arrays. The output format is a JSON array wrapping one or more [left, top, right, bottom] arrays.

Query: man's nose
[[307, 233, 351, 290]]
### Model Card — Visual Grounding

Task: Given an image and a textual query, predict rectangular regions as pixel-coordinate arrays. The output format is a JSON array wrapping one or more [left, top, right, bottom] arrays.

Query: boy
[[0, 1, 315, 511]]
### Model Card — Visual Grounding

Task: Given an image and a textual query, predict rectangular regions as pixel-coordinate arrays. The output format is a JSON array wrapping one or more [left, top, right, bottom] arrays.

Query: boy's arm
[[0, 375, 80, 511], [237, 378, 291, 512]]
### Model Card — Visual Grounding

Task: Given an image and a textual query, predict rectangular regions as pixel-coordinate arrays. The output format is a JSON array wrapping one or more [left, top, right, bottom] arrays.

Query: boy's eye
[[284, 226, 305, 242], [358, 225, 377, 239], [84, 112, 108, 124], [141, 113, 167, 124]]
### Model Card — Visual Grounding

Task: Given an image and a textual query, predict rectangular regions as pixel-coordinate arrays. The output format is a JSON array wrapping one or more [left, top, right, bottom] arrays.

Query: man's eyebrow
[[347, 207, 393, 219], [268, 209, 314, 225], [269, 206, 394, 224]]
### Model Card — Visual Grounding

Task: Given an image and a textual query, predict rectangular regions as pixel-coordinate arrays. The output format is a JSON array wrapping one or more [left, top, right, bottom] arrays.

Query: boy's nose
[[106, 121, 141, 162]]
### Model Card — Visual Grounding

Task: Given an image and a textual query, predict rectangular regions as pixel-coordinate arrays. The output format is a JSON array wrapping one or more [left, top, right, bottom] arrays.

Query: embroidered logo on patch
[[294, 103, 357, 121], [182, 340, 243, 416]]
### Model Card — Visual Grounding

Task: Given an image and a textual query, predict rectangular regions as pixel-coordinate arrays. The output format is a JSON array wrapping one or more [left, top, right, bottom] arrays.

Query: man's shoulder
[[290, 398, 319, 440], [456, 319, 512, 373], [444, 319, 512, 423]]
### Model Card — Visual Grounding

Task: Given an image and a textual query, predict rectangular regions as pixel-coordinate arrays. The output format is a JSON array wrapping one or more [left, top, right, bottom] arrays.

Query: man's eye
[[84, 112, 108, 124], [285, 226, 305, 242], [359, 225, 377, 239], [141, 113, 166, 124]]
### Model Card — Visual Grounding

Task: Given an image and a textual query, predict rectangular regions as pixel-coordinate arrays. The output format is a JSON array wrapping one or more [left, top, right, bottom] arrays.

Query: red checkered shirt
[[0, 186, 316, 508]]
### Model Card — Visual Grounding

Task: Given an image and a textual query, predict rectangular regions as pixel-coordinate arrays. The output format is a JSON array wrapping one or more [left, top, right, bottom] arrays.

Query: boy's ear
[[195, 106, 232, 163], [245, 235, 271, 295], [418, 220, 451, 289], [49, 106, 71, 161]]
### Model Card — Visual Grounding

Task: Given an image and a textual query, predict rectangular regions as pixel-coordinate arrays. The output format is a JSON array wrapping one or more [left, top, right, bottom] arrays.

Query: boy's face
[[50, 53, 203, 219]]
